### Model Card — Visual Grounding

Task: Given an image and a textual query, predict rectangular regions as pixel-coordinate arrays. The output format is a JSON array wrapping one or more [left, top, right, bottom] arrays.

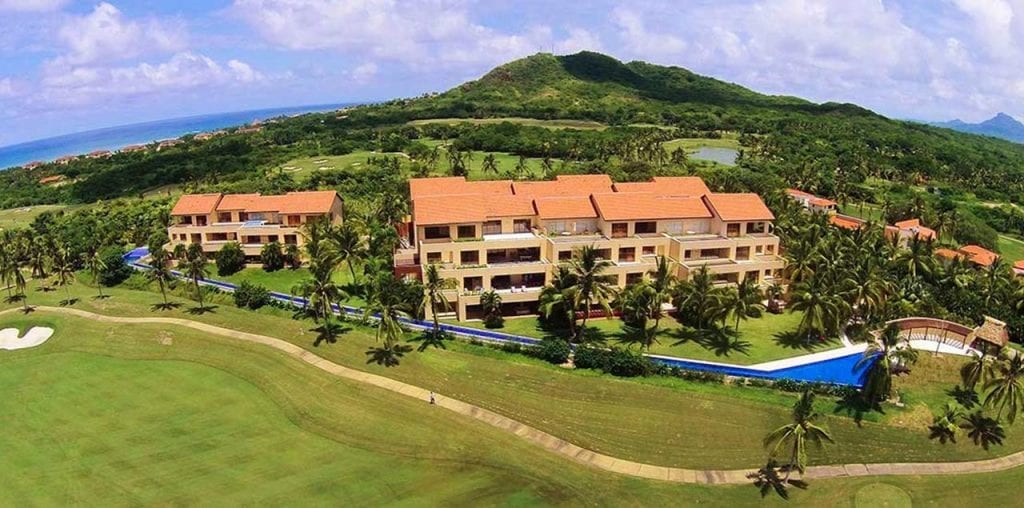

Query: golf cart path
[[6, 305, 1024, 485]]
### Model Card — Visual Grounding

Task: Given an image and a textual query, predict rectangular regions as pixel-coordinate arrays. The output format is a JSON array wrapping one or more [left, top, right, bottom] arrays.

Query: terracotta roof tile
[[894, 218, 922, 229], [935, 248, 962, 260], [513, 174, 613, 197], [216, 193, 263, 211], [591, 193, 711, 221], [809, 197, 837, 206], [786, 188, 816, 199], [703, 193, 775, 221], [413, 194, 534, 225], [1013, 260, 1024, 271], [959, 245, 1000, 267], [409, 177, 511, 199], [534, 196, 598, 220], [171, 193, 222, 215], [830, 215, 865, 230], [613, 176, 710, 197]]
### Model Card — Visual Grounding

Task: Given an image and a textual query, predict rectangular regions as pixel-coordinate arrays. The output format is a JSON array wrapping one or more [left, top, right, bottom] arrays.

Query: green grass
[[663, 137, 741, 151], [6, 302, 1024, 504], [5, 278, 1019, 474], [208, 264, 364, 306], [273, 151, 408, 182], [997, 235, 1024, 262], [407, 117, 607, 130], [839, 202, 885, 222], [451, 311, 827, 365], [0, 204, 69, 230]]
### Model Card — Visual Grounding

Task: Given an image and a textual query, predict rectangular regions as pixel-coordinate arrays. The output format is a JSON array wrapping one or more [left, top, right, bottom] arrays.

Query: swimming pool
[[650, 351, 874, 387]]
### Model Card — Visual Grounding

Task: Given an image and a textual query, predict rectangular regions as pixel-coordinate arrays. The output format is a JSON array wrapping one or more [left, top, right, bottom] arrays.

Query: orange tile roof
[[809, 197, 837, 207], [513, 174, 613, 197], [413, 195, 534, 225], [703, 193, 775, 221], [409, 177, 511, 199], [830, 215, 865, 230], [959, 245, 1000, 267], [1013, 260, 1024, 272], [171, 193, 222, 215], [591, 193, 711, 221], [173, 191, 339, 216], [935, 248, 962, 260], [533, 196, 598, 220], [894, 219, 922, 229], [37, 175, 64, 184], [786, 188, 816, 199], [613, 176, 710, 197]]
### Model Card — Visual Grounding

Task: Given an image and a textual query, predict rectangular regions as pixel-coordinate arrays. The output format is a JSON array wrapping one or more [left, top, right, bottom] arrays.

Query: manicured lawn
[[840, 202, 885, 222], [663, 137, 741, 151], [0, 204, 69, 230], [997, 235, 1024, 262], [6, 279, 1018, 474], [7, 312, 1024, 504], [273, 151, 408, 182], [451, 311, 830, 365], [207, 264, 364, 305]]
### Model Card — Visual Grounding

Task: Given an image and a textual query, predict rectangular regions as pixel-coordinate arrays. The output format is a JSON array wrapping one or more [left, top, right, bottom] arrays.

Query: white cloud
[[0, 0, 68, 11], [55, 2, 186, 65], [612, 7, 685, 58], [230, 0, 590, 69], [0, 77, 16, 97], [349, 62, 378, 82], [38, 52, 263, 105]]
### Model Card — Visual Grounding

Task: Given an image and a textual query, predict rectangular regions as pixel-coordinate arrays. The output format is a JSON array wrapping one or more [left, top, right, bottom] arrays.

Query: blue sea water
[[0, 103, 357, 170]]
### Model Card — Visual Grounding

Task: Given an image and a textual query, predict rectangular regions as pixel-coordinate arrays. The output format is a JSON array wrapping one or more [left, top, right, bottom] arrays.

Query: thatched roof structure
[[969, 316, 1010, 347]]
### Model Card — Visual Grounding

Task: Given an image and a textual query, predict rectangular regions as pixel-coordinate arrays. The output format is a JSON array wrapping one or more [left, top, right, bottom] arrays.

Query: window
[[626, 273, 644, 284], [284, 234, 298, 245], [460, 251, 479, 265], [747, 222, 766, 234], [426, 252, 442, 263], [457, 225, 476, 239], [513, 219, 531, 233], [558, 250, 572, 261], [238, 212, 249, 222], [726, 223, 740, 237], [619, 247, 636, 263], [766, 245, 775, 255], [463, 276, 483, 291], [287, 215, 302, 226], [178, 216, 193, 225], [217, 212, 232, 223], [243, 235, 260, 244], [635, 221, 656, 234], [424, 226, 449, 239], [611, 223, 628, 238], [755, 245, 763, 255], [207, 233, 228, 242], [483, 220, 502, 235], [735, 246, 750, 260], [642, 245, 656, 256], [195, 216, 207, 227]]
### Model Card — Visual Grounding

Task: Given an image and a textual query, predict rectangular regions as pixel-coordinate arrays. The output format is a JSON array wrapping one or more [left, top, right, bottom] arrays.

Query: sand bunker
[[0, 327, 54, 350]]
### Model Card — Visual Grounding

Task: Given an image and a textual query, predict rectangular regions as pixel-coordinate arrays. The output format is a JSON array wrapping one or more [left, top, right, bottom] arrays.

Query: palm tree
[[749, 459, 807, 500], [979, 259, 1011, 308], [293, 252, 346, 324], [928, 403, 964, 444], [961, 411, 1006, 449], [894, 235, 934, 282], [183, 244, 209, 309], [725, 278, 765, 332], [13, 262, 28, 312], [763, 391, 834, 479], [52, 246, 77, 306], [331, 222, 364, 283], [983, 353, 1024, 423], [420, 264, 454, 337], [539, 265, 579, 337], [788, 276, 842, 341], [514, 155, 530, 179], [961, 352, 996, 391], [480, 289, 503, 328], [481, 153, 499, 175], [85, 247, 108, 298], [146, 248, 176, 310], [857, 324, 918, 403], [647, 255, 676, 329], [569, 246, 616, 340], [364, 274, 414, 366], [671, 265, 724, 329]]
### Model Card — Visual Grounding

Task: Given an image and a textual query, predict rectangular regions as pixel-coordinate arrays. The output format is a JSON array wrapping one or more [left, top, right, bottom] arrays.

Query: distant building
[[120, 144, 147, 153], [22, 161, 44, 170], [167, 191, 344, 258], [935, 244, 1000, 267], [54, 155, 77, 165], [157, 139, 183, 151], [1013, 260, 1024, 277], [236, 124, 263, 134], [787, 188, 837, 213], [38, 175, 65, 185], [884, 218, 937, 246], [194, 130, 226, 141], [86, 150, 112, 159]]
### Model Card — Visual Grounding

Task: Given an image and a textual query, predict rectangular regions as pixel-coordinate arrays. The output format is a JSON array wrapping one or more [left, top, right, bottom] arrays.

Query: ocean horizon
[[0, 103, 357, 170]]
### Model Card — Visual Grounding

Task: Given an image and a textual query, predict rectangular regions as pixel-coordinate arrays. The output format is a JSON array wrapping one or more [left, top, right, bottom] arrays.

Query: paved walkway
[[6, 305, 1024, 485]]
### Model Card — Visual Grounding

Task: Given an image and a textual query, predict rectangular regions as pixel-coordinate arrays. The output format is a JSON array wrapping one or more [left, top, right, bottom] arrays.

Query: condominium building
[[168, 191, 343, 257], [397, 175, 784, 320]]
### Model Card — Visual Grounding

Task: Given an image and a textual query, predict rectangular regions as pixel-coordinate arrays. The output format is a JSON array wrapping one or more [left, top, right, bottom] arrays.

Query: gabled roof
[[216, 193, 263, 211], [959, 245, 1000, 267], [413, 195, 534, 226], [272, 191, 342, 214], [830, 215, 865, 230], [972, 316, 1010, 347], [533, 196, 598, 220], [1013, 260, 1024, 273], [171, 193, 222, 215], [409, 177, 512, 199], [809, 197, 837, 207], [591, 193, 711, 221], [935, 248, 962, 261], [786, 188, 816, 199], [513, 174, 613, 197], [614, 176, 710, 197], [703, 193, 775, 221], [894, 218, 922, 229]]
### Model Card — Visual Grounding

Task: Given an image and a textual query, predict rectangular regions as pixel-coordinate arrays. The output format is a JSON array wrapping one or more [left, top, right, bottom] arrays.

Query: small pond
[[691, 147, 738, 166]]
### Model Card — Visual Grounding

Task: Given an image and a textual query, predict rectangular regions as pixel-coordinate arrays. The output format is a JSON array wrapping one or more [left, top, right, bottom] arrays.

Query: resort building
[[54, 155, 77, 165], [22, 161, 43, 170], [120, 144, 147, 153], [167, 191, 343, 258], [398, 175, 785, 320], [1013, 260, 1024, 278], [786, 188, 837, 213], [884, 218, 937, 246], [157, 139, 183, 151], [935, 244, 1000, 268], [38, 175, 65, 186], [86, 150, 112, 159]]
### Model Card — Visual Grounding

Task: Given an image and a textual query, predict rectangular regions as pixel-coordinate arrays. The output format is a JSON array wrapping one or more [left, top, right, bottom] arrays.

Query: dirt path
[[5, 306, 1023, 485]]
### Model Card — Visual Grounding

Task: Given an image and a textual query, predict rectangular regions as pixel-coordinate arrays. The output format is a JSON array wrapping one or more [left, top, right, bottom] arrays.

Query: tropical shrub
[[97, 245, 132, 286], [215, 241, 246, 276], [233, 281, 271, 310], [537, 338, 571, 364], [261, 242, 285, 272]]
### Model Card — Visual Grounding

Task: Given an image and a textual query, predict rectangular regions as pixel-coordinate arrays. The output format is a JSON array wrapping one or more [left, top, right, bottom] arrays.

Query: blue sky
[[1, 0, 1023, 147]]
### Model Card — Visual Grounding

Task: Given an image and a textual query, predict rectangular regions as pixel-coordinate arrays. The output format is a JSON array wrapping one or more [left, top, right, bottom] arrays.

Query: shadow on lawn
[[773, 330, 835, 352], [671, 326, 752, 357], [151, 302, 181, 311], [186, 305, 218, 315]]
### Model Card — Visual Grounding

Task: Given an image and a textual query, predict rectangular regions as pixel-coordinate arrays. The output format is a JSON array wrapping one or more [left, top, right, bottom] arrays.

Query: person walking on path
[[429, 391, 436, 405]]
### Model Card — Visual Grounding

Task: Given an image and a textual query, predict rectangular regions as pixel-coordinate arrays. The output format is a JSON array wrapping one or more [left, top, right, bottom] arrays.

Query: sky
[[2, 0, 1024, 147]]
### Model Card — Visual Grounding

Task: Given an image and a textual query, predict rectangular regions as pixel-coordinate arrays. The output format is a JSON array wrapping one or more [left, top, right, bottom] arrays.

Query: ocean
[[0, 103, 357, 170]]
